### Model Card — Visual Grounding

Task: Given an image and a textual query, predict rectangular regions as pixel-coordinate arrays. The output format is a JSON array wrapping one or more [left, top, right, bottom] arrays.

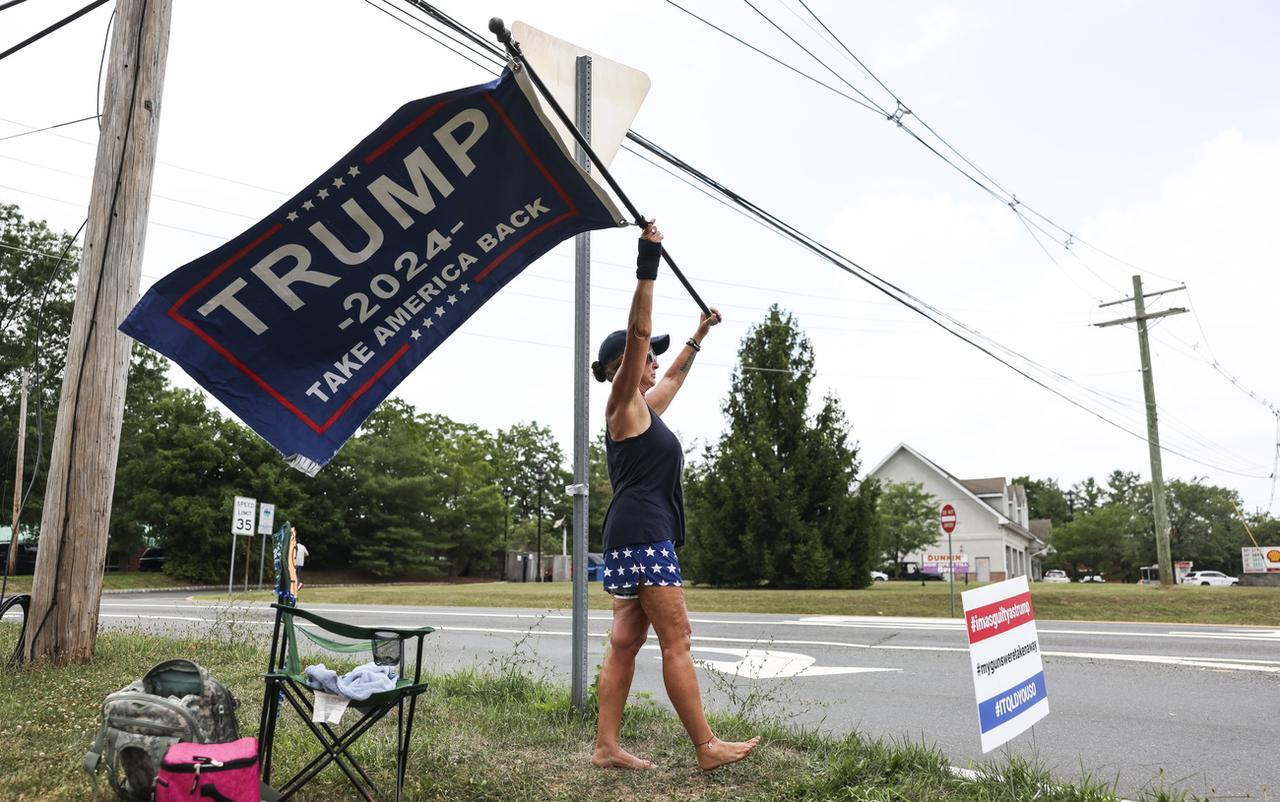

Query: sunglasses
[[646, 350, 657, 364]]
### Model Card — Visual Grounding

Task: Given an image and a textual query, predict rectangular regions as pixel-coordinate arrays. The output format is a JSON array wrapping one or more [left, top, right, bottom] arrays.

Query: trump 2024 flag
[[122, 68, 624, 475]]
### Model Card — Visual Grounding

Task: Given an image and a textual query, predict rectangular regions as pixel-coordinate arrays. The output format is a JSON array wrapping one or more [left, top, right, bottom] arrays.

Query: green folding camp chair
[[257, 523, 434, 802]]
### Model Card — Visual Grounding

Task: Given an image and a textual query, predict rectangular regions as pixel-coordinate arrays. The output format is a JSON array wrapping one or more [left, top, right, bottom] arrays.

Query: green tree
[[1048, 504, 1140, 577], [108, 345, 175, 560], [495, 421, 569, 545], [1165, 479, 1249, 572], [1013, 476, 1071, 524], [111, 387, 246, 582], [1104, 470, 1145, 509], [0, 203, 80, 536], [1071, 477, 1104, 514], [419, 413, 503, 576], [1248, 514, 1280, 545], [344, 401, 455, 578], [685, 306, 878, 588], [588, 429, 610, 552], [876, 480, 937, 573]]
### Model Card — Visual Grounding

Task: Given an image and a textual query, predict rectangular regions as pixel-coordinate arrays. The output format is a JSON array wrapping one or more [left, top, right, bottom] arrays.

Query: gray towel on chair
[[304, 662, 397, 701]]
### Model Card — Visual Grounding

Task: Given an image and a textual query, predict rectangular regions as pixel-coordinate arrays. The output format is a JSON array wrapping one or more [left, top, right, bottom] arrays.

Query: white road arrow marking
[[643, 645, 900, 679]]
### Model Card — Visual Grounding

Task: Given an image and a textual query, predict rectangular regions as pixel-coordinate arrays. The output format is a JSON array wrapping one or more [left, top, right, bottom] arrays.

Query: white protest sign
[[961, 575, 1048, 752], [257, 502, 276, 536], [232, 496, 256, 537]]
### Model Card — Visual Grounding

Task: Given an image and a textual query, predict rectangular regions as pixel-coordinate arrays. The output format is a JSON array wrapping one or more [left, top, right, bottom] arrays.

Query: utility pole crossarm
[[1094, 307, 1189, 328], [1098, 284, 1186, 309]]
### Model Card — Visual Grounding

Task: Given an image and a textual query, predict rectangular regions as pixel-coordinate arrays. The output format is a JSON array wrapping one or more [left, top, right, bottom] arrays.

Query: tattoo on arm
[[678, 352, 696, 375]]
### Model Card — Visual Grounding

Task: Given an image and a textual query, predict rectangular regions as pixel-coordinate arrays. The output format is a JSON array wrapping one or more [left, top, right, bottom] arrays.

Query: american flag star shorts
[[602, 540, 682, 599]]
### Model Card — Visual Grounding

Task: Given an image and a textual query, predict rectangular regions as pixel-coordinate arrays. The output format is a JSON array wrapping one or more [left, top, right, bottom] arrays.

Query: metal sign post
[[230, 496, 255, 594], [569, 54, 592, 712], [500, 19, 652, 713], [941, 504, 958, 616], [256, 503, 275, 588]]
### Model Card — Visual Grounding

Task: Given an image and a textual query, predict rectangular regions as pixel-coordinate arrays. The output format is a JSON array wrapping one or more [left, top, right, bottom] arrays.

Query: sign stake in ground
[[962, 576, 1049, 752], [230, 496, 256, 594], [941, 503, 957, 615], [508, 19, 650, 713], [256, 503, 276, 588]]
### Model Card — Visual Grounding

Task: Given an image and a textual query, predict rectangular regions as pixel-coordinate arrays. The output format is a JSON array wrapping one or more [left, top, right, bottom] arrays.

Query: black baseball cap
[[596, 329, 670, 366]]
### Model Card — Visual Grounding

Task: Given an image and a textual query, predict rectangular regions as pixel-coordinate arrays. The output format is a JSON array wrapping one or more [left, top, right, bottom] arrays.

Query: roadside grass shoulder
[[0, 624, 1198, 801], [2, 571, 186, 595], [203, 580, 1277, 626]]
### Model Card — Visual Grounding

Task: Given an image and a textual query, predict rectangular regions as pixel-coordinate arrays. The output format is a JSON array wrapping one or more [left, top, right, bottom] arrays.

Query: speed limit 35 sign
[[232, 496, 257, 537]]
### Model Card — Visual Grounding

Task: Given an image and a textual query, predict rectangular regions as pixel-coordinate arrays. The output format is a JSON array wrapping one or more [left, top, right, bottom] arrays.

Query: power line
[[360, 0, 498, 74], [95, 8, 116, 129], [673, 0, 1131, 297], [687, 1, 1272, 427], [739, 0, 887, 114], [0, 114, 99, 142], [0, 0, 112, 62], [623, 131, 1271, 479], [307, 1, 1273, 481], [660, 0, 883, 114]]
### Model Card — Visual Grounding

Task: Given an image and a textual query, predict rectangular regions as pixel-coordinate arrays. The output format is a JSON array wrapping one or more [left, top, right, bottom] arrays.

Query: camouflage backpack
[[84, 658, 241, 801]]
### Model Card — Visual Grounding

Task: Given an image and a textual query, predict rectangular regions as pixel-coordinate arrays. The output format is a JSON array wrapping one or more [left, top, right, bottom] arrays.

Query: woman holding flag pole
[[589, 221, 759, 771]]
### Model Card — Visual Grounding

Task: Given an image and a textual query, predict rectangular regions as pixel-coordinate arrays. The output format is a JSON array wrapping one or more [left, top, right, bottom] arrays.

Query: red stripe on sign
[[320, 343, 410, 431], [473, 91, 580, 283], [965, 592, 1035, 644], [364, 100, 449, 164]]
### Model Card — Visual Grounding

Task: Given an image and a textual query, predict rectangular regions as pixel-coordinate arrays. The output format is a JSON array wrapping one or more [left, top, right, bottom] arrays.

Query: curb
[[100, 581, 441, 595]]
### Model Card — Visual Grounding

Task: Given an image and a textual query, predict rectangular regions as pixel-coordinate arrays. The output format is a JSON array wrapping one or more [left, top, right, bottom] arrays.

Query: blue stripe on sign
[[978, 671, 1046, 732]]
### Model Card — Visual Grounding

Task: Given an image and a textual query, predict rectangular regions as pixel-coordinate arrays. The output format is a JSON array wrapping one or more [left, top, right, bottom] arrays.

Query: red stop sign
[[940, 504, 957, 533]]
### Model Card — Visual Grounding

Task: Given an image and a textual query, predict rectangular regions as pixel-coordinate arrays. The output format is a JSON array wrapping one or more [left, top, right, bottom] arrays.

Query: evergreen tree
[[685, 306, 878, 588]]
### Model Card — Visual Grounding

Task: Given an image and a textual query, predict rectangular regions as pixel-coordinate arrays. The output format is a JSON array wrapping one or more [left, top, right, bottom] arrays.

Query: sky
[[3, 0, 1279, 515]]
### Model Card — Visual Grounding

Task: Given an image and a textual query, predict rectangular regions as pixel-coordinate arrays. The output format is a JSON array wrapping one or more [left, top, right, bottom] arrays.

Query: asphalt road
[[97, 592, 1278, 799]]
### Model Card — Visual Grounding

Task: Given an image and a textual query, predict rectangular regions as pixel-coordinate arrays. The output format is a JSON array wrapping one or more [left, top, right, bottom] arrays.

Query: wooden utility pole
[[24, 0, 172, 662], [1095, 276, 1187, 587], [5, 371, 28, 579]]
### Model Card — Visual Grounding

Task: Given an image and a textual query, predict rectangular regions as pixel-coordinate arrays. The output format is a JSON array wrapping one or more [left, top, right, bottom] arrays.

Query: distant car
[[870, 571, 888, 582], [1181, 570, 1238, 587], [1042, 569, 1070, 583], [1080, 574, 1106, 583], [138, 547, 166, 572], [901, 571, 943, 581], [585, 553, 605, 582], [0, 543, 37, 575]]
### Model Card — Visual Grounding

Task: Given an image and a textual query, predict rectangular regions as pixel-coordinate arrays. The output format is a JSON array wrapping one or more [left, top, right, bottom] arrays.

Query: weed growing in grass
[[482, 609, 555, 687], [693, 634, 830, 733], [196, 599, 272, 650]]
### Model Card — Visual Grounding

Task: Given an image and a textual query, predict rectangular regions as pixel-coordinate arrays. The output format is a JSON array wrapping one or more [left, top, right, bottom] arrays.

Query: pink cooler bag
[[154, 736, 260, 802]]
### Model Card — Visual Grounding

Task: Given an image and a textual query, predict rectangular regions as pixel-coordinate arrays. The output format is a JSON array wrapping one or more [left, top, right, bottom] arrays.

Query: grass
[[0, 623, 1198, 802], [1, 571, 186, 594], [203, 580, 1277, 626]]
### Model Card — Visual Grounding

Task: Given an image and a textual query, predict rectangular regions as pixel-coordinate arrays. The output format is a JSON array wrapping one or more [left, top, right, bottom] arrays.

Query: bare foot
[[591, 746, 658, 770], [696, 735, 761, 771]]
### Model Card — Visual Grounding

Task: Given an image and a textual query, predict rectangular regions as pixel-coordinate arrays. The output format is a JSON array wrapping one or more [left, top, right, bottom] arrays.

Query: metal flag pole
[[488, 17, 711, 317]]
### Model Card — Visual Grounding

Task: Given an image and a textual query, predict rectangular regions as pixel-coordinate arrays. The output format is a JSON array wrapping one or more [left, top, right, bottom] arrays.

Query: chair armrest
[[271, 603, 435, 640]]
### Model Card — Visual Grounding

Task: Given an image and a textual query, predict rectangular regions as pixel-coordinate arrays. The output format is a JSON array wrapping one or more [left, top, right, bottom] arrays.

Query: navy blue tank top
[[602, 405, 685, 551]]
